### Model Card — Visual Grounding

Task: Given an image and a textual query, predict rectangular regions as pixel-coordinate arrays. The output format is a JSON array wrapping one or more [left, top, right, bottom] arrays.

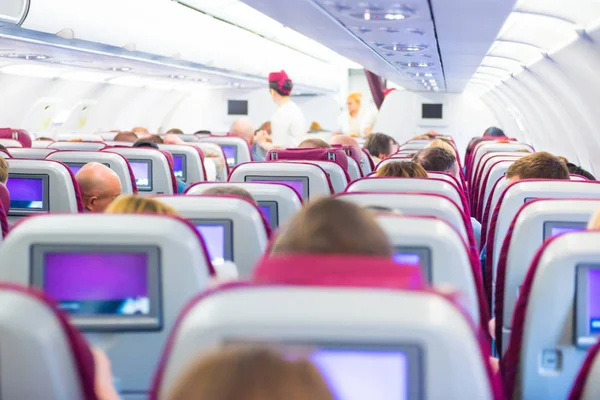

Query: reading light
[[364, 12, 371, 20]]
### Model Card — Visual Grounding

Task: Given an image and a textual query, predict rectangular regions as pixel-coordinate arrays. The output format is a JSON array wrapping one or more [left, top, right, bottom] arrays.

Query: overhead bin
[[0, 0, 29, 25]]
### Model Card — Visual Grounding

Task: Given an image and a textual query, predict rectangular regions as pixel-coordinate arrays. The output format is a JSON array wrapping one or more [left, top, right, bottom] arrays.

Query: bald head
[[76, 162, 122, 213], [163, 134, 185, 145], [329, 135, 361, 155], [230, 118, 254, 143]]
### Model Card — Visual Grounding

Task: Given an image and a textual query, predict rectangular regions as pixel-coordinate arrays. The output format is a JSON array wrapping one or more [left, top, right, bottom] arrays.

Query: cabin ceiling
[[239, 0, 517, 92]]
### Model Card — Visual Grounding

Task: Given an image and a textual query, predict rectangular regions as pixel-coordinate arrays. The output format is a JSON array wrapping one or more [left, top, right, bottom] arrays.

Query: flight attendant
[[267, 70, 306, 148], [336, 92, 376, 137]]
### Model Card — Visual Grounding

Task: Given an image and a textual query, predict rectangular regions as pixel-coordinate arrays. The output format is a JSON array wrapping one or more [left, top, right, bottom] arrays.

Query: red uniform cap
[[268, 70, 289, 84]]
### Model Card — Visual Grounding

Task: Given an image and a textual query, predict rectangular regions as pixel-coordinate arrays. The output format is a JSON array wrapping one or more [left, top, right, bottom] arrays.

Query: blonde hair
[[105, 195, 179, 216], [426, 139, 456, 156], [347, 92, 362, 105], [376, 161, 428, 178], [167, 347, 334, 400], [0, 157, 8, 184], [589, 208, 600, 230]]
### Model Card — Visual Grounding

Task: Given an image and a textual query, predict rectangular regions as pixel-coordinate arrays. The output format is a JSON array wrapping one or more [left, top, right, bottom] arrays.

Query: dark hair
[[365, 133, 393, 159], [195, 130, 212, 135], [0, 144, 6, 151], [483, 127, 505, 137], [137, 134, 163, 144], [566, 163, 596, 180], [413, 147, 456, 173], [376, 161, 428, 178], [269, 80, 293, 97], [167, 128, 184, 135], [113, 131, 138, 143], [506, 152, 570, 180], [133, 140, 159, 150]]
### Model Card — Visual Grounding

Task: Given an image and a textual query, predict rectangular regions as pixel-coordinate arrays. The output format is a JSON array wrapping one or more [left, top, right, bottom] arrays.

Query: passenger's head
[[230, 118, 255, 143], [426, 138, 456, 156], [268, 70, 293, 102], [136, 134, 163, 144], [258, 121, 272, 135], [505, 151, 570, 185], [365, 133, 396, 160], [195, 130, 212, 135], [328, 135, 361, 155], [271, 197, 392, 257], [298, 138, 331, 149], [346, 92, 362, 114], [588, 207, 600, 230], [0, 157, 8, 185], [163, 134, 186, 145], [132, 127, 149, 135], [566, 162, 596, 181], [167, 347, 334, 400], [413, 147, 458, 178], [75, 162, 122, 213], [113, 131, 138, 143], [376, 161, 428, 178], [483, 126, 505, 137], [35, 137, 54, 142], [203, 186, 257, 206], [167, 128, 184, 135], [105, 195, 178, 216]]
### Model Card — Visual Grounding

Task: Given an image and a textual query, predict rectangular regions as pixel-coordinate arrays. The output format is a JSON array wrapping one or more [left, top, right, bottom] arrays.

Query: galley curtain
[[364, 70, 387, 109]]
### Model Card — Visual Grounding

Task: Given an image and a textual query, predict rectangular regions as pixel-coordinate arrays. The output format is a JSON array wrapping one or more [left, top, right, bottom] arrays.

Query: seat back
[[0, 284, 96, 399], [229, 162, 333, 200], [48, 141, 107, 151], [190, 142, 228, 181], [375, 214, 484, 325], [488, 181, 600, 302], [0, 128, 32, 147], [0, 214, 213, 397], [0, 183, 9, 237], [399, 142, 429, 151], [471, 143, 532, 182], [375, 157, 414, 171], [482, 177, 508, 239], [153, 276, 499, 400], [337, 192, 471, 243], [472, 152, 525, 188], [477, 160, 519, 220], [197, 136, 251, 167], [157, 195, 269, 278], [428, 172, 461, 190], [297, 160, 348, 193], [104, 141, 134, 147], [569, 342, 600, 400], [46, 150, 137, 195], [347, 177, 468, 214], [5, 159, 82, 223], [360, 148, 374, 175], [267, 147, 349, 175], [185, 182, 302, 228], [503, 232, 600, 399], [54, 134, 104, 142], [496, 199, 600, 354], [346, 157, 362, 181], [7, 148, 57, 159], [104, 147, 175, 195], [157, 144, 206, 184], [0, 138, 22, 148]]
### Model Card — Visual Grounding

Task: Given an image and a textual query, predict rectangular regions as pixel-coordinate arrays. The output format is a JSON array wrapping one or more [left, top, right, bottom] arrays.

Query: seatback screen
[[245, 176, 309, 199], [194, 220, 233, 265], [129, 160, 152, 191], [7, 174, 49, 212], [257, 201, 279, 228], [30, 245, 162, 331], [543, 221, 587, 240], [393, 247, 432, 282], [576, 265, 600, 347], [173, 155, 187, 182], [221, 145, 237, 167]]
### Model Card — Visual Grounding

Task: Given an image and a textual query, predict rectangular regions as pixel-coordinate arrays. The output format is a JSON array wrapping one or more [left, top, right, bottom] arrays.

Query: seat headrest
[[0, 283, 96, 399], [0, 128, 32, 148], [267, 147, 349, 173], [331, 144, 362, 163]]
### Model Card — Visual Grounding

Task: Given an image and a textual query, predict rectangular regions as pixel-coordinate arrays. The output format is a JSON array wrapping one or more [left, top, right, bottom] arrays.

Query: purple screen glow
[[222, 146, 236, 166], [7, 177, 44, 209], [130, 161, 150, 188], [393, 253, 421, 266], [196, 225, 225, 264], [259, 205, 271, 224], [173, 156, 184, 179], [311, 349, 408, 400], [251, 180, 304, 198], [551, 226, 585, 237], [68, 164, 84, 175], [588, 269, 600, 333]]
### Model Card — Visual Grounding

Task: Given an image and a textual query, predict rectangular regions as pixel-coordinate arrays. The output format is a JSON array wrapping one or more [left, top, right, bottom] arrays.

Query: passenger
[[105, 195, 178, 215], [328, 134, 361, 156], [92, 348, 121, 400], [298, 138, 331, 149], [376, 161, 427, 178], [505, 151, 570, 185], [167, 128, 184, 135], [0, 156, 8, 185], [364, 133, 398, 165], [266, 70, 306, 148], [258, 121, 272, 135], [195, 130, 212, 135], [336, 92, 376, 137], [426, 138, 457, 157], [166, 347, 334, 400], [76, 162, 122, 213], [413, 147, 459, 179], [559, 157, 596, 180], [135, 134, 163, 145], [203, 186, 257, 206], [35, 137, 55, 142], [132, 127, 149, 136], [113, 131, 138, 143], [271, 197, 392, 257], [230, 118, 268, 161], [483, 126, 505, 137], [67, 137, 84, 142], [163, 134, 186, 145]]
